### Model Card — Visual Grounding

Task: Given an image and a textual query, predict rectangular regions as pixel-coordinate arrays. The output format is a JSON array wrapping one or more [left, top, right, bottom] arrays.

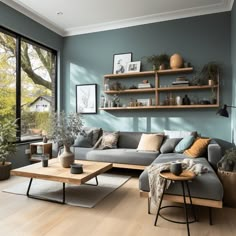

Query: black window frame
[[0, 25, 58, 143]]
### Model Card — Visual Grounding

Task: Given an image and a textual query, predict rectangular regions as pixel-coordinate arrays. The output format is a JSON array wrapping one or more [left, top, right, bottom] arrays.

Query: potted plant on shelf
[[0, 119, 18, 180], [47, 111, 83, 168], [200, 62, 221, 85], [144, 54, 169, 70]]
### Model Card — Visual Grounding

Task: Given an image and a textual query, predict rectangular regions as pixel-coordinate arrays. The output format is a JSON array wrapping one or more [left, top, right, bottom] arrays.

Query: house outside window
[[0, 27, 57, 142]]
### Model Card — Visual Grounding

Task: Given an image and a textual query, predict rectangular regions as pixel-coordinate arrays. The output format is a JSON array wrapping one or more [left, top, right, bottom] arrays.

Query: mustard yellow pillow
[[184, 137, 211, 158], [137, 134, 164, 152]]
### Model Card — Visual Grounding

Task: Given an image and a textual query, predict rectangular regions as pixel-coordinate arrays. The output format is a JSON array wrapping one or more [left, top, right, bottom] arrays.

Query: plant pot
[[58, 145, 75, 168], [0, 162, 12, 180]]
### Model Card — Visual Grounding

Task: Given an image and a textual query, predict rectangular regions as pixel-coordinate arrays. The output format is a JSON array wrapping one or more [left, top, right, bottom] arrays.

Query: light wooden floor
[[0, 174, 236, 236]]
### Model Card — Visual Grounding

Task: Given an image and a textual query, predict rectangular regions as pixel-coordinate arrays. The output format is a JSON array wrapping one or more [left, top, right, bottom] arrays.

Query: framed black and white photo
[[127, 61, 141, 73], [113, 52, 132, 74], [76, 84, 97, 114]]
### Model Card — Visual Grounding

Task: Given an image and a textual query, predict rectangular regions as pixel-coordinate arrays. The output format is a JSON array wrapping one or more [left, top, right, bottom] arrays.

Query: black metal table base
[[26, 176, 99, 204], [154, 179, 197, 236]]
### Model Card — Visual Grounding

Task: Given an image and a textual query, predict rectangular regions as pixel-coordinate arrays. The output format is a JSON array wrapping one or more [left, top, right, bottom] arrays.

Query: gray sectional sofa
[[72, 130, 224, 212]]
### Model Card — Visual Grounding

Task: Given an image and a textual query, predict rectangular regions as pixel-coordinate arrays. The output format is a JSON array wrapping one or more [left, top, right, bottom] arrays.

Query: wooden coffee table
[[11, 159, 112, 204]]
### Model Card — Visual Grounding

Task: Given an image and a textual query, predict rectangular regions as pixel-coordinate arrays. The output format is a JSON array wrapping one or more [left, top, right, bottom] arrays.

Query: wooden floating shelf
[[104, 88, 156, 94], [99, 104, 219, 111], [157, 85, 218, 91], [104, 67, 193, 78]]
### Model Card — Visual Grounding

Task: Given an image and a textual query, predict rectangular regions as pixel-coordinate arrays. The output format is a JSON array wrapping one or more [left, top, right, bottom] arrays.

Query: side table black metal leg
[[154, 179, 167, 226], [185, 181, 197, 222], [181, 181, 190, 236], [148, 197, 151, 214]]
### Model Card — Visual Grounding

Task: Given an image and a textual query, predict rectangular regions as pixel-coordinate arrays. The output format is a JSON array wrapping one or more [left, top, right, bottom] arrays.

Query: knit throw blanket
[[146, 158, 208, 207]]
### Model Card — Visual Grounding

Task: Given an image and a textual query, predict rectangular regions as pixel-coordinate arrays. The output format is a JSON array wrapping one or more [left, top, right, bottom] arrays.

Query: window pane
[[0, 32, 16, 121], [21, 40, 56, 141]]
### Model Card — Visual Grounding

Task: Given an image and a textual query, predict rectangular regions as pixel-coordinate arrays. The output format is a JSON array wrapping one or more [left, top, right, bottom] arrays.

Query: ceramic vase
[[170, 54, 183, 69], [176, 96, 182, 105], [58, 145, 75, 168]]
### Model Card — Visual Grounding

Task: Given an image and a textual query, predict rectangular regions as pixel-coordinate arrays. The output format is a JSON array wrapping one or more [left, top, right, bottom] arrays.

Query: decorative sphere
[[170, 54, 183, 69]]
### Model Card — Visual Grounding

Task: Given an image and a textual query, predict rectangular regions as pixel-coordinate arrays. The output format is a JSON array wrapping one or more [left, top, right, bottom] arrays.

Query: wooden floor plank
[[0, 175, 236, 236]]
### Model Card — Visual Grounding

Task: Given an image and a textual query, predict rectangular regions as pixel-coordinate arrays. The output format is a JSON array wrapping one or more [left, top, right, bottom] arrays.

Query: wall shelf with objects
[[100, 67, 220, 111]]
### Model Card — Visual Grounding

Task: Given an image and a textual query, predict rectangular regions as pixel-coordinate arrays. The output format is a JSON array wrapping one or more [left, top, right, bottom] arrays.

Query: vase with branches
[[47, 111, 83, 168]]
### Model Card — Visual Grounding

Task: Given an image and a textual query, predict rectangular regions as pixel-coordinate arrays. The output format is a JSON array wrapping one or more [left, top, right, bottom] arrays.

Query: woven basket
[[218, 169, 236, 207]]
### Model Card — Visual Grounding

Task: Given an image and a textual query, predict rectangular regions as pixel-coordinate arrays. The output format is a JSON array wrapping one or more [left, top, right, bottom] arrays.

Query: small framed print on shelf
[[113, 52, 132, 74], [127, 61, 141, 73], [76, 84, 97, 114]]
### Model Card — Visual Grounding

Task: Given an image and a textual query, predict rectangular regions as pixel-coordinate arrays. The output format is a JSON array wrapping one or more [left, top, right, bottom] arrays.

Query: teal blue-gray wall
[[231, 2, 236, 144], [63, 13, 232, 142], [0, 2, 63, 168]]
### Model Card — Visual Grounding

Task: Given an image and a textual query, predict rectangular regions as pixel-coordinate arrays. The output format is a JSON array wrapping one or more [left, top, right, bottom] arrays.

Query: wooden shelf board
[[104, 88, 156, 94], [104, 71, 155, 78], [99, 104, 219, 111], [157, 67, 193, 74], [104, 68, 193, 79], [157, 85, 218, 91]]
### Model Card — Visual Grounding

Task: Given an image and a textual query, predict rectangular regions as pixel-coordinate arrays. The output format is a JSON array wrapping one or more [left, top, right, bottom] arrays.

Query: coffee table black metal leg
[[148, 197, 151, 214], [154, 179, 167, 226], [182, 181, 190, 236], [85, 176, 98, 186], [26, 178, 66, 204]]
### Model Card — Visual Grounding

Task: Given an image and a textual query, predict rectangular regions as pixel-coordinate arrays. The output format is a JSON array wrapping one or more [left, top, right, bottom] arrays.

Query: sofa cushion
[[97, 131, 120, 149], [174, 135, 195, 153], [160, 138, 182, 153], [85, 148, 158, 166], [117, 132, 143, 149], [164, 130, 197, 138], [73, 130, 93, 148], [137, 134, 163, 152], [184, 137, 211, 158], [83, 127, 102, 146], [139, 155, 223, 201]]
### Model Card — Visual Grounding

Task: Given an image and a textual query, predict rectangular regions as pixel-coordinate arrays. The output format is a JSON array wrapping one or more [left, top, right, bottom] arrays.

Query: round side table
[[154, 170, 196, 236]]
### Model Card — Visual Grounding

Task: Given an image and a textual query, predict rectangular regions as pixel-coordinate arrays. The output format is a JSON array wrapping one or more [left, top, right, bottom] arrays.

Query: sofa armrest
[[208, 140, 222, 170]]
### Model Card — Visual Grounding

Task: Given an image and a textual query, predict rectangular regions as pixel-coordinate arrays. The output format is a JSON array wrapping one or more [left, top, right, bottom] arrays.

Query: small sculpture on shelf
[[112, 94, 120, 107]]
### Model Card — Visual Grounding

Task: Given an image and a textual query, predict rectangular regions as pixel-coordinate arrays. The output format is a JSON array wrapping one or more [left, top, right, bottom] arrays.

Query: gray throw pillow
[[73, 130, 93, 148], [83, 127, 102, 146], [160, 138, 182, 154]]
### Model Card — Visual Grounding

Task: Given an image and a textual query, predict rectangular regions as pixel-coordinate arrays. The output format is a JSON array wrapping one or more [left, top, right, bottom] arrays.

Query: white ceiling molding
[[1, 0, 64, 35], [1, 0, 235, 37]]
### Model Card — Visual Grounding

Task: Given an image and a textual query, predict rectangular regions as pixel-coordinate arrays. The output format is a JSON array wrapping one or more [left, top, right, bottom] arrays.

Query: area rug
[[2, 174, 130, 208]]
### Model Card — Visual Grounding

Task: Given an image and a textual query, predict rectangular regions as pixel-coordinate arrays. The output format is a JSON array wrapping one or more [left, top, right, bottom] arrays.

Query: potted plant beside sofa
[[0, 119, 18, 180]]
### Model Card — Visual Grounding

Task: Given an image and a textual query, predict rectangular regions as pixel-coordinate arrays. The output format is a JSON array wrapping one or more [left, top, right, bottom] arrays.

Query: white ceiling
[[1, 0, 234, 36]]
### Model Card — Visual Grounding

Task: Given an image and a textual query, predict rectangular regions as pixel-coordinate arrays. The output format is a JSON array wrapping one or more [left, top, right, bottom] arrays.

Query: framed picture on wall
[[113, 52, 132, 74], [127, 61, 141, 73], [76, 84, 97, 114]]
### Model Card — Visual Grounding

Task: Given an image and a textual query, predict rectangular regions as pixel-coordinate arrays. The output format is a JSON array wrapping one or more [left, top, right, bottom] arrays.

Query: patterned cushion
[[97, 132, 120, 149], [137, 134, 164, 152]]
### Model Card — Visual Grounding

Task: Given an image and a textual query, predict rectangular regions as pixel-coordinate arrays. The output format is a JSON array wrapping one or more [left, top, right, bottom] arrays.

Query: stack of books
[[138, 83, 151, 89], [172, 81, 189, 86]]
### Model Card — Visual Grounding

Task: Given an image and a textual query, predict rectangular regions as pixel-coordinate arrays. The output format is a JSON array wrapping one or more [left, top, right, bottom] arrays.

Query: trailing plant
[[46, 111, 83, 147], [0, 119, 18, 165]]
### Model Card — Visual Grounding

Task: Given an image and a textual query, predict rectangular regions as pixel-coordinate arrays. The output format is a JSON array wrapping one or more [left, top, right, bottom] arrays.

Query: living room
[[0, 0, 236, 235]]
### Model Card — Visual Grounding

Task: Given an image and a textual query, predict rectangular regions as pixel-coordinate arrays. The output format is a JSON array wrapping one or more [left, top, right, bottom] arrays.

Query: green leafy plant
[[200, 62, 221, 84], [143, 54, 169, 70], [46, 111, 83, 147], [0, 119, 18, 165]]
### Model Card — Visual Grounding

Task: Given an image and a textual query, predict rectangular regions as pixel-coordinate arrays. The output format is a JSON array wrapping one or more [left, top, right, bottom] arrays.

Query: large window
[[0, 27, 57, 142]]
